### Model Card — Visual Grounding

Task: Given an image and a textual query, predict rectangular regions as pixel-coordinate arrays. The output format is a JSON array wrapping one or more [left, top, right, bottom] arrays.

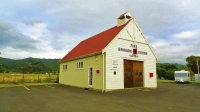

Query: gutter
[[60, 51, 102, 63]]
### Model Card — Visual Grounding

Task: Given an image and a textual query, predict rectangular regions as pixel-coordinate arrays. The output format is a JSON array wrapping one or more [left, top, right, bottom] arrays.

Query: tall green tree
[[186, 55, 200, 74], [182, 65, 194, 79], [157, 63, 180, 80], [157, 66, 166, 79], [166, 69, 174, 80]]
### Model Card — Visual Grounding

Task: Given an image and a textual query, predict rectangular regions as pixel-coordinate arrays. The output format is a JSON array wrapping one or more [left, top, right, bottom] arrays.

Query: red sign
[[133, 48, 137, 54], [149, 73, 153, 78]]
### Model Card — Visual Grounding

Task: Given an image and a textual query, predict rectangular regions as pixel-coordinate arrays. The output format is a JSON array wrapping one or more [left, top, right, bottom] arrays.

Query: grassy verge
[[0, 82, 57, 88], [157, 80, 175, 83], [157, 80, 198, 84], [0, 74, 58, 83]]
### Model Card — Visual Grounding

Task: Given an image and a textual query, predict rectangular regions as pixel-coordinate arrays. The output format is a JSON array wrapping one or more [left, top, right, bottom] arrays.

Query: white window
[[63, 64, 67, 70], [76, 61, 83, 69]]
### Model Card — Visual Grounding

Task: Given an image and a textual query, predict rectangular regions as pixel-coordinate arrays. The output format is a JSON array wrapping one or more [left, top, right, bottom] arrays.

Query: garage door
[[124, 60, 143, 88]]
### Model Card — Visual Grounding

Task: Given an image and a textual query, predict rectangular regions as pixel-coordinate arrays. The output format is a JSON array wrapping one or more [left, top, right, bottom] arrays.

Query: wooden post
[[22, 74, 24, 84], [38, 75, 39, 82], [49, 74, 51, 82], [2, 75, 4, 83]]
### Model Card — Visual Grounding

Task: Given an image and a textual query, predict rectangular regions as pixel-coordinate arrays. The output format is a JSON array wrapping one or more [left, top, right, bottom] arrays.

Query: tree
[[166, 69, 174, 80], [157, 66, 166, 79], [160, 64, 178, 71], [182, 65, 194, 80], [157, 63, 181, 80], [186, 55, 200, 74]]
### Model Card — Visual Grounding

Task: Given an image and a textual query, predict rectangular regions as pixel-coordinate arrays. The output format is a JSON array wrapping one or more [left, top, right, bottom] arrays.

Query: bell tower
[[117, 11, 132, 27]]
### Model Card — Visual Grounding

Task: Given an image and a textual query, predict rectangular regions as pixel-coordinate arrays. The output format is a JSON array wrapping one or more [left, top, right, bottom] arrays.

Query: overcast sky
[[0, 0, 200, 64]]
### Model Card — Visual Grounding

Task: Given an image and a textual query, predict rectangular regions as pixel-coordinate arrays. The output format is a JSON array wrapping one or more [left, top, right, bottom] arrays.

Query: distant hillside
[[1, 57, 60, 73], [1, 58, 186, 74], [22, 57, 60, 71], [156, 63, 185, 69]]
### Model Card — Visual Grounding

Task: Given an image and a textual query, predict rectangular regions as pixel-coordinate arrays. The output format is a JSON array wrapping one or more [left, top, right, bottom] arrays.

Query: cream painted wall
[[59, 54, 103, 90]]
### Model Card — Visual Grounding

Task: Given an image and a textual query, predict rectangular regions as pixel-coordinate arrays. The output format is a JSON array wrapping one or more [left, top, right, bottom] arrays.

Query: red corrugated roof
[[60, 20, 131, 62]]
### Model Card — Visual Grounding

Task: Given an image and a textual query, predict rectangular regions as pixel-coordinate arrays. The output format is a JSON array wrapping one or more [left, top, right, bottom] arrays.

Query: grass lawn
[[0, 82, 57, 88]]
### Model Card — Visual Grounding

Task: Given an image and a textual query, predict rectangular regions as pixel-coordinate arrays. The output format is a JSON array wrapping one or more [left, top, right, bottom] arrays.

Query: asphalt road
[[0, 82, 200, 112]]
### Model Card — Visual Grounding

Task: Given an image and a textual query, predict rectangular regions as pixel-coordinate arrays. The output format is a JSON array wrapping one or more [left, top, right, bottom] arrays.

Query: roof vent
[[117, 12, 132, 27]]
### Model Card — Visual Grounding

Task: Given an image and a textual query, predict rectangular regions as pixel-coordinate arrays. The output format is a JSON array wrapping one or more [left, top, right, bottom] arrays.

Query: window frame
[[76, 61, 84, 69], [63, 64, 67, 70]]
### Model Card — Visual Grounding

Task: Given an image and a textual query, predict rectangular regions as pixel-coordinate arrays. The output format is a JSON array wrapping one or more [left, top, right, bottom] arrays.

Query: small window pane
[[63, 64, 67, 70], [76, 62, 84, 69], [81, 62, 83, 68]]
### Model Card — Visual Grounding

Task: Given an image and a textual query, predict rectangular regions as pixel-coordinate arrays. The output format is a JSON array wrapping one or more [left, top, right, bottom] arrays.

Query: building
[[59, 12, 157, 91]]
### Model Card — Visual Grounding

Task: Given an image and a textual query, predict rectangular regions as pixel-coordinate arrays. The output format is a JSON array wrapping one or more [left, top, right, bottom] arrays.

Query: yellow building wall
[[59, 54, 103, 90]]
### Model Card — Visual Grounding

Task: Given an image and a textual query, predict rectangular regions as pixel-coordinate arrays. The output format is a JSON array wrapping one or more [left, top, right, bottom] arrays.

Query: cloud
[[18, 22, 48, 40], [147, 34, 199, 64], [172, 30, 199, 39], [0, 20, 37, 50], [0, 20, 12, 30], [1, 0, 200, 64], [156, 43, 199, 64], [169, 43, 181, 46], [22, 18, 43, 26], [0, 47, 68, 59]]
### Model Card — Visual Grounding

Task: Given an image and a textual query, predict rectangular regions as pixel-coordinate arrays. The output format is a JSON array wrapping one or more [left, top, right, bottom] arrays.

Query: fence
[[0, 74, 58, 84]]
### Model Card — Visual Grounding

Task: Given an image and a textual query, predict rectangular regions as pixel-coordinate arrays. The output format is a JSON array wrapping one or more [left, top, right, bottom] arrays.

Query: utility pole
[[0, 52, 2, 73], [197, 59, 199, 74]]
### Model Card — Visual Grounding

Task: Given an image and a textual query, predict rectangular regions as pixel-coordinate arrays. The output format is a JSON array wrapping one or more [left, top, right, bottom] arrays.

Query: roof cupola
[[117, 11, 132, 27]]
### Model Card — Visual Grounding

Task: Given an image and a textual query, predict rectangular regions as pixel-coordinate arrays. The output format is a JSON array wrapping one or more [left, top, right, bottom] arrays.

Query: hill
[[1, 57, 60, 73], [156, 63, 185, 69], [1, 58, 185, 74]]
